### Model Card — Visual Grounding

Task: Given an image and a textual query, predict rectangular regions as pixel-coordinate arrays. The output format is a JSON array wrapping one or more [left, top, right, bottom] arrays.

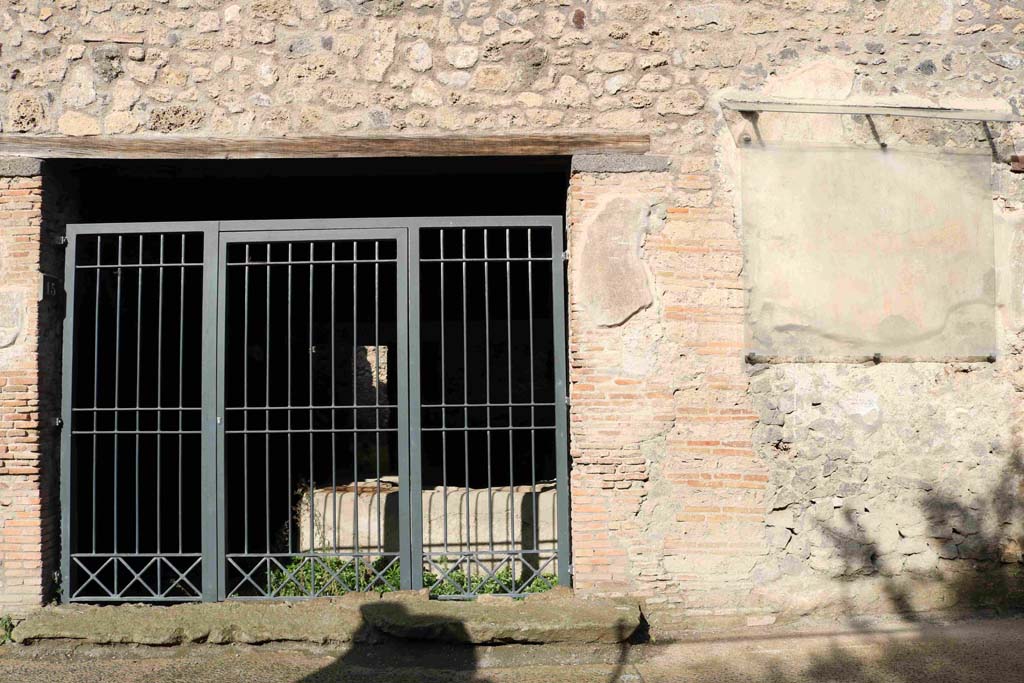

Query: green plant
[[268, 556, 401, 597], [422, 562, 558, 597], [0, 615, 13, 645], [266, 556, 558, 598]]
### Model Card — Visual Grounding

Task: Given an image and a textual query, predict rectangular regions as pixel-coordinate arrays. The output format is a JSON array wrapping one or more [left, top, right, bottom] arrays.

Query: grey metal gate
[[217, 227, 410, 599], [61, 217, 568, 602]]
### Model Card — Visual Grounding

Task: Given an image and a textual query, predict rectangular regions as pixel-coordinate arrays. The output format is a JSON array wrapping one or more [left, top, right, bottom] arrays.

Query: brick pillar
[[0, 158, 58, 615], [566, 160, 767, 611]]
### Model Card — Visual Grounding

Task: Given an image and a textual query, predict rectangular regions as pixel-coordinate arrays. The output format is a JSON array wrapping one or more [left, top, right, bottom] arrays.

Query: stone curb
[[12, 593, 641, 646]]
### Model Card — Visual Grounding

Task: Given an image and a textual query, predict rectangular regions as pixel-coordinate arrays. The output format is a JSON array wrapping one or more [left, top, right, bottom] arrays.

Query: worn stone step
[[12, 591, 641, 647]]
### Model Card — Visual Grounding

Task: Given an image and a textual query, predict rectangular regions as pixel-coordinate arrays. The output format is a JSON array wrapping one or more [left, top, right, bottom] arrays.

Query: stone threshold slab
[[12, 592, 641, 646]]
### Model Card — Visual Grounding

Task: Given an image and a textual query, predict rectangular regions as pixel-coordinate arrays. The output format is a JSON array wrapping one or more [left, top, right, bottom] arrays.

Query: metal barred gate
[[60, 218, 569, 602]]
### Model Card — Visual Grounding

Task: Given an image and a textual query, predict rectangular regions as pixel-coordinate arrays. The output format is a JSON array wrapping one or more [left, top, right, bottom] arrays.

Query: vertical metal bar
[[405, 225, 420, 591], [91, 236, 100, 556], [178, 234, 185, 555], [527, 229, 538, 565], [157, 235, 164, 592], [265, 244, 271, 555], [505, 228, 515, 556], [286, 243, 293, 555], [60, 231, 79, 603], [461, 230, 470, 565], [484, 230, 494, 558], [439, 231, 448, 561], [113, 235, 123, 596], [331, 243, 337, 554], [351, 241, 359, 589], [307, 244, 314, 578], [550, 219, 571, 586], [201, 224, 220, 601], [243, 245, 250, 555], [215, 231, 228, 600], [134, 236, 143, 556], [374, 242, 382, 558]]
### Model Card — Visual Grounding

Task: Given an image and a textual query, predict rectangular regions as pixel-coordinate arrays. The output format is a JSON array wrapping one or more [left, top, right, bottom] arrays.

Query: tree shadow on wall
[[818, 452, 1024, 622], [678, 453, 1024, 682], [651, 452, 1024, 682]]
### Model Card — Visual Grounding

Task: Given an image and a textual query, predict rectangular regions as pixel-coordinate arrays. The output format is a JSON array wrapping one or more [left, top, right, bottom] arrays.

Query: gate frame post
[[200, 224, 220, 601], [405, 224, 423, 591], [59, 230, 77, 604]]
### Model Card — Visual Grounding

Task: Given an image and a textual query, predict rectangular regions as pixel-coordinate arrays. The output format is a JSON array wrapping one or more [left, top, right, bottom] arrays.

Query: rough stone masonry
[[1, 0, 1024, 623]]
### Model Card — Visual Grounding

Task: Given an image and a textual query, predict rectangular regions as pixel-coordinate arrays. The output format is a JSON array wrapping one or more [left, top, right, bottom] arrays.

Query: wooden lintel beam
[[0, 133, 650, 160]]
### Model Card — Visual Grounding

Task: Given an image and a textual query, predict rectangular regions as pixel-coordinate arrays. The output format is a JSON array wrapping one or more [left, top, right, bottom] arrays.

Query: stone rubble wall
[[1, 0, 1024, 619]]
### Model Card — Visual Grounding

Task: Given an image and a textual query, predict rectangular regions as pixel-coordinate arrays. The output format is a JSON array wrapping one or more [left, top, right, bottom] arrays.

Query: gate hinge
[[54, 417, 63, 429], [561, 250, 568, 262], [55, 235, 69, 247]]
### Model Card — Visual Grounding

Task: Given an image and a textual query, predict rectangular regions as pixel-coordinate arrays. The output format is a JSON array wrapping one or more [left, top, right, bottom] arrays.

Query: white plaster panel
[[742, 145, 995, 359]]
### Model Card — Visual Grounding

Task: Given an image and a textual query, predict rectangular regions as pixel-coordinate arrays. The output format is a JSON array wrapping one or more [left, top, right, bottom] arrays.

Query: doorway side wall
[[0, 160, 60, 616], [566, 157, 766, 615]]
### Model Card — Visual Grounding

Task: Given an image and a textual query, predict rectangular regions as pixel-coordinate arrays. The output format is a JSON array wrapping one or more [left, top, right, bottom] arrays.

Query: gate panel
[[217, 229, 408, 598], [413, 218, 569, 598], [62, 226, 216, 601]]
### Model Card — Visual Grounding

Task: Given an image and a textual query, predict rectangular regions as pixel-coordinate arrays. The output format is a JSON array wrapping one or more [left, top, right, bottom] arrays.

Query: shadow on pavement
[[298, 602, 646, 683], [297, 602, 486, 683]]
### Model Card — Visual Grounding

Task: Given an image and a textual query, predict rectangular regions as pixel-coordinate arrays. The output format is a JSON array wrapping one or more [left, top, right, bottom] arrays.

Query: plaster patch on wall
[[754, 57, 856, 145], [576, 195, 662, 327], [743, 145, 996, 360], [0, 297, 23, 349]]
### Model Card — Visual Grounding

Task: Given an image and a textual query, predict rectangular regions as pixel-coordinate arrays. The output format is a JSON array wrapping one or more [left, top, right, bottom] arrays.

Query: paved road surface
[[2, 616, 1022, 682]]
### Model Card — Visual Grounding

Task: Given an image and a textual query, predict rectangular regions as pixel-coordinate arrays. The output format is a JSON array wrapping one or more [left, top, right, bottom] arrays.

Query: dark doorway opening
[[59, 157, 570, 602]]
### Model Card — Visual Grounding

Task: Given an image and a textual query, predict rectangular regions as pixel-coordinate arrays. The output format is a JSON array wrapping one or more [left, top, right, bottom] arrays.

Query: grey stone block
[[0, 156, 43, 177], [571, 154, 671, 174]]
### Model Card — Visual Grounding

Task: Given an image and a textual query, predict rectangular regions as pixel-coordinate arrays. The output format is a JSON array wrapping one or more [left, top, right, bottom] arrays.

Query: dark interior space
[[63, 157, 568, 600], [419, 224, 559, 492], [55, 156, 570, 223]]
